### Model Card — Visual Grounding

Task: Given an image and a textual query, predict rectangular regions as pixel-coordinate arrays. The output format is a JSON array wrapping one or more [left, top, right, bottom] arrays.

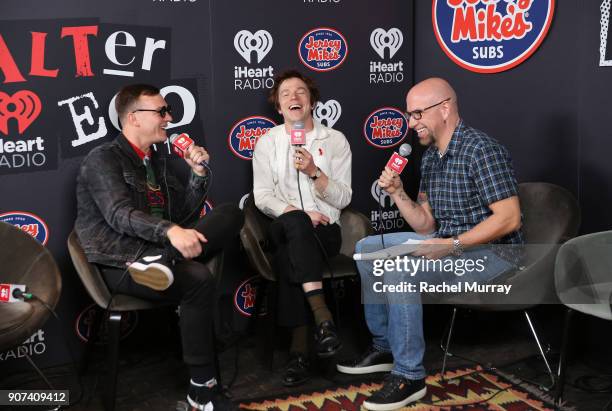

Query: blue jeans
[[355, 232, 515, 380]]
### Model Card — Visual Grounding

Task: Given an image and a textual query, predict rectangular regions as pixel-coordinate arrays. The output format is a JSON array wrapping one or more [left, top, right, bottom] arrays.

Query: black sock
[[190, 364, 215, 386]]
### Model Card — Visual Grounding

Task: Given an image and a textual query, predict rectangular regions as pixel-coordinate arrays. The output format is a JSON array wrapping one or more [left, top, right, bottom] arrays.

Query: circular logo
[[363, 107, 408, 149], [0, 211, 49, 245], [433, 0, 555, 73], [75, 303, 138, 343], [298, 27, 349, 72], [199, 199, 214, 218], [228, 116, 276, 160], [233, 275, 262, 317]]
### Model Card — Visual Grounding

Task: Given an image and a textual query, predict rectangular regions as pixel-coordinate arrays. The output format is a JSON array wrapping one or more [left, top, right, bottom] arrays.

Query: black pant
[[268, 210, 341, 327], [100, 203, 244, 366]]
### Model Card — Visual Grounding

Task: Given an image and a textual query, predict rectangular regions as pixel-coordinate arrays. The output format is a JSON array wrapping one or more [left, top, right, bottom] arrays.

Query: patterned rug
[[239, 367, 573, 411]]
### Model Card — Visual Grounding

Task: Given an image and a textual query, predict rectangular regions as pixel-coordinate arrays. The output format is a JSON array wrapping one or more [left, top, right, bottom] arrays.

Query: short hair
[[268, 69, 320, 111], [115, 84, 160, 121]]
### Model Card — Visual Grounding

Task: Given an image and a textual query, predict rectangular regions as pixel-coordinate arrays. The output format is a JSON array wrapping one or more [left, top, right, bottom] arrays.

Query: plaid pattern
[[419, 120, 524, 249]]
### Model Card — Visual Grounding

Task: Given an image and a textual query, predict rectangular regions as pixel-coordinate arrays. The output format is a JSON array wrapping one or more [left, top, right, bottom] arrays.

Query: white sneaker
[[128, 255, 174, 291]]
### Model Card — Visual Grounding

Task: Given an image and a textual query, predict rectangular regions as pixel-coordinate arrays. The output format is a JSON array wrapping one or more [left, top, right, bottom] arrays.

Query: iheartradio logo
[[371, 179, 395, 207], [0, 90, 42, 135], [234, 30, 273, 64], [314, 99, 341, 128], [370, 28, 403, 59]]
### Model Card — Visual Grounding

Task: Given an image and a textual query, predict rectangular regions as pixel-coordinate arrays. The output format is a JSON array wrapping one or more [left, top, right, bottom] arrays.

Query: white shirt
[[252, 121, 352, 225]]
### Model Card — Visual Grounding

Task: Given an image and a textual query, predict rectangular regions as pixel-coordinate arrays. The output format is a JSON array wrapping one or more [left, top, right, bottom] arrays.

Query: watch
[[452, 235, 463, 256], [310, 167, 321, 180]]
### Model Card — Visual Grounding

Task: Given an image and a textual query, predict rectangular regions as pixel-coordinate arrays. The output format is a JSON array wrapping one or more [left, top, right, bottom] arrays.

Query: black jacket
[[75, 133, 209, 268]]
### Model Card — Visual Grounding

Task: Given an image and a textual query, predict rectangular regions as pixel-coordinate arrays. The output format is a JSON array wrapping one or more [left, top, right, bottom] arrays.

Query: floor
[[3, 304, 612, 411]]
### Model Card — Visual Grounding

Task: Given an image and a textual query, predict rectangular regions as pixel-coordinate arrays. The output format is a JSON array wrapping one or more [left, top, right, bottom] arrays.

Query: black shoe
[[128, 254, 174, 291], [336, 346, 394, 374], [363, 374, 426, 411], [283, 353, 311, 387], [315, 320, 342, 358]]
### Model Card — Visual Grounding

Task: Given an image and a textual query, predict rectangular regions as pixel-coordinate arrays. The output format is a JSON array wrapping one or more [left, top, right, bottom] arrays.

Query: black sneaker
[[336, 346, 394, 374], [128, 254, 174, 291], [283, 353, 311, 387], [315, 320, 342, 358], [362, 374, 426, 411]]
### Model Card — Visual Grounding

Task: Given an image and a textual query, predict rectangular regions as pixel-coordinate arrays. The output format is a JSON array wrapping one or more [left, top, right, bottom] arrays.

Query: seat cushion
[[323, 255, 358, 279], [0, 302, 34, 333]]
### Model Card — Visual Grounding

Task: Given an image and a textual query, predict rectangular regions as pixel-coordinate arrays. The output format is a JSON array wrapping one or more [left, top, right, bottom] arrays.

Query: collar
[[127, 140, 149, 161], [439, 119, 465, 158], [116, 133, 154, 167]]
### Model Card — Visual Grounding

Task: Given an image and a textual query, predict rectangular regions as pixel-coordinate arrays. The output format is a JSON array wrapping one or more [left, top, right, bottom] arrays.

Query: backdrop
[[1, 0, 610, 371]]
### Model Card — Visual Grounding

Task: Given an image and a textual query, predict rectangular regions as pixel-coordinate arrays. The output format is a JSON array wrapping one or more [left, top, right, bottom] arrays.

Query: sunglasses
[[131, 105, 172, 118]]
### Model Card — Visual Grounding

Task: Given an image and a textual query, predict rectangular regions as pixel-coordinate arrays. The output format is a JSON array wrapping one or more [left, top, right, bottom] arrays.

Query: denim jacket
[[75, 133, 209, 268]]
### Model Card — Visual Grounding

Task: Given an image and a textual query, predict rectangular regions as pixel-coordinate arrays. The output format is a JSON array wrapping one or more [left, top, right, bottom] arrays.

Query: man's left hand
[[412, 238, 454, 260], [184, 145, 210, 176], [294, 147, 317, 177]]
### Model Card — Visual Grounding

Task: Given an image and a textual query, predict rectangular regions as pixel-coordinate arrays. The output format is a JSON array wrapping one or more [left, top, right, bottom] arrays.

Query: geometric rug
[[239, 366, 574, 411]]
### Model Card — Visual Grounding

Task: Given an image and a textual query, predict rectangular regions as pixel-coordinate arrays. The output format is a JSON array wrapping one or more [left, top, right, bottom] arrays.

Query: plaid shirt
[[419, 120, 524, 255]]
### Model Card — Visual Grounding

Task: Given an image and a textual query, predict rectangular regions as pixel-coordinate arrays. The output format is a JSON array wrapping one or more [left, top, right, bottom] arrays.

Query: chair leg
[[554, 308, 573, 408], [440, 307, 458, 379], [524, 310, 555, 389], [105, 312, 122, 411], [79, 306, 103, 376]]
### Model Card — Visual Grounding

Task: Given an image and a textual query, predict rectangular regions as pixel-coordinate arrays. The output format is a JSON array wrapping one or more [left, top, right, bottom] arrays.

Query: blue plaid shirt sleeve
[[470, 142, 519, 206]]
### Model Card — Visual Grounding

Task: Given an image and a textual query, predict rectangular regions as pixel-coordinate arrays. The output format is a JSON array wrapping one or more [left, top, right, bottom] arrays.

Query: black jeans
[[100, 203, 244, 366], [268, 210, 341, 327]]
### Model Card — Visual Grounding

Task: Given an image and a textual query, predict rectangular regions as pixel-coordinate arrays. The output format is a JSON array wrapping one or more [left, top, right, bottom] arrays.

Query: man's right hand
[[378, 166, 403, 195], [306, 211, 330, 227], [166, 225, 207, 259]]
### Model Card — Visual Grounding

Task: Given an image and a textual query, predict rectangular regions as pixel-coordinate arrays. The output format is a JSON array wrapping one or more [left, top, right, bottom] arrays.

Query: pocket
[[123, 172, 146, 192]]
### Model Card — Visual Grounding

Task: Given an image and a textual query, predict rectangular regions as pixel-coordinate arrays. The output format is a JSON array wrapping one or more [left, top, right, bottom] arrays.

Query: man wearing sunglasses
[[75, 84, 243, 410], [337, 78, 523, 410]]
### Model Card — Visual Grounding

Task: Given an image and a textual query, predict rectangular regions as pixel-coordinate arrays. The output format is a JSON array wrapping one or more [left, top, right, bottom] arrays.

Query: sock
[[189, 364, 215, 385], [290, 325, 309, 355], [304, 289, 332, 326]]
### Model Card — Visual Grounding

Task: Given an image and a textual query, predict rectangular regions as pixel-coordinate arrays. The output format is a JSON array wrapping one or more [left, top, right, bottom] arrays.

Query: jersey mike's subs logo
[[234, 275, 262, 317], [299, 28, 348, 72], [433, 0, 555, 73], [228, 116, 276, 160], [0, 211, 49, 245], [363, 107, 408, 149]]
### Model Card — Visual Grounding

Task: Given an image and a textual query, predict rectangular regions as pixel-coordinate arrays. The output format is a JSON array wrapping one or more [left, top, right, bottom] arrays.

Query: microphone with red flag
[[385, 143, 412, 174], [290, 121, 306, 146], [169, 133, 210, 168], [0, 283, 27, 303]]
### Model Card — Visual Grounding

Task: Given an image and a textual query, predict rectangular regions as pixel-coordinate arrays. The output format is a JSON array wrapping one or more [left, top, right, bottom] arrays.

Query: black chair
[[67, 230, 223, 411], [440, 182, 580, 390], [553, 231, 612, 406], [0, 222, 62, 353], [240, 194, 373, 367]]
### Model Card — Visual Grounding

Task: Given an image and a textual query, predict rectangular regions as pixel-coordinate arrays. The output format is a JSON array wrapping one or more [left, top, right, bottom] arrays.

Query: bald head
[[407, 77, 458, 113]]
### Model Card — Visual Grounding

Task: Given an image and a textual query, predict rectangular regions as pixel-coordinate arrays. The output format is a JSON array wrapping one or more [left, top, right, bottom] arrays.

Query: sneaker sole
[[128, 262, 174, 291], [362, 387, 427, 411], [336, 362, 394, 374]]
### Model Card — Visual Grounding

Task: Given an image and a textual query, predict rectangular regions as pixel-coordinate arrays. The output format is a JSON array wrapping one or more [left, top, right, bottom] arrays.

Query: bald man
[[337, 78, 523, 410]]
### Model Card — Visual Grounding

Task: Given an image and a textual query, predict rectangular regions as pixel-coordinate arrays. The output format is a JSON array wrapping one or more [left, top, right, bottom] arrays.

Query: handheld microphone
[[0, 283, 27, 302], [169, 133, 209, 168], [385, 143, 412, 174], [377, 143, 412, 249], [290, 121, 306, 146]]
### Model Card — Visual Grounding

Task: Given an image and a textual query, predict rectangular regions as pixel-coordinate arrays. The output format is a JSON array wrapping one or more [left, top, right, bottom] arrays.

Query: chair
[[0, 222, 62, 353], [440, 182, 580, 389], [553, 231, 612, 406], [240, 194, 373, 366], [67, 230, 222, 411]]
